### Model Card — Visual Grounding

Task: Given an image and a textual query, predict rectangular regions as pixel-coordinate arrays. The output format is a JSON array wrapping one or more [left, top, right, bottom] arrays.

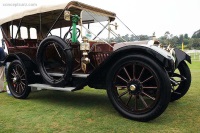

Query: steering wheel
[[63, 28, 81, 41]]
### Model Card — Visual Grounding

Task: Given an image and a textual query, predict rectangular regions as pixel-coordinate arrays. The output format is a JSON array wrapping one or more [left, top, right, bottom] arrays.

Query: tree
[[159, 31, 174, 46], [164, 31, 170, 39], [122, 34, 130, 41], [172, 36, 179, 46], [179, 34, 184, 44], [192, 29, 200, 38], [188, 38, 200, 49], [130, 34, 137, 41], [184, 34, 189, 39], [138, 35, 149, 40]]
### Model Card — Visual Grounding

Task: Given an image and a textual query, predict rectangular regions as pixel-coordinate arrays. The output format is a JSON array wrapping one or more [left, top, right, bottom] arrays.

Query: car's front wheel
[[106, 54, 171, 121]]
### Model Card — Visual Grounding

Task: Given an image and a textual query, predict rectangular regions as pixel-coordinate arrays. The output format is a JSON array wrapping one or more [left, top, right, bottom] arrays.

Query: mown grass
[[0, 61, 200, 133]]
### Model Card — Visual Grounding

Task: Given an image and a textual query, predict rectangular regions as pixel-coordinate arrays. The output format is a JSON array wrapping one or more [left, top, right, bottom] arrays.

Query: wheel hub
[[13, 76, 20, 83], [128, 80, 143, 94], [13, 77, 17, 83], [130, 84, 136, 91]]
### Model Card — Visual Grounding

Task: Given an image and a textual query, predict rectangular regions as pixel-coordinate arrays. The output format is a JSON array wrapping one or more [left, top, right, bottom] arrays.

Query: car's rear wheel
[[106, 54, 171, 121], [7, 60, 31, 99]]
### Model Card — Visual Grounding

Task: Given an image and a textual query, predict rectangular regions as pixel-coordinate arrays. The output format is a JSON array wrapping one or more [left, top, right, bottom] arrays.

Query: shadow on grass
[[2, 90, 187, 124], [28, 89, 113, 111], [26, 89, 182, 124]]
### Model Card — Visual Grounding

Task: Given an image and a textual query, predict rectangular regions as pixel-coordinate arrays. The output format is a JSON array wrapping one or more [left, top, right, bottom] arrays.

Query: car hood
[[113, 40, 154, 51]]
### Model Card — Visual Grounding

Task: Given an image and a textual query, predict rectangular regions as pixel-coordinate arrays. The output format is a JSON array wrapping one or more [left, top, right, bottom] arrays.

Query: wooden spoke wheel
[[7, 60, 31, 99], [106, 55, 171, 121]]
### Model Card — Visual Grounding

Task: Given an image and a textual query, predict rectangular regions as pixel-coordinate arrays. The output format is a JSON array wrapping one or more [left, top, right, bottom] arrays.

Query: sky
[[0, 0, 199, 39]]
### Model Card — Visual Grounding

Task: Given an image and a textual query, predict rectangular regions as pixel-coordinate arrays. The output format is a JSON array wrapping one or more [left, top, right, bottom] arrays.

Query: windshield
[[80, 10, 139, 43], [43, 9, 139, 44]]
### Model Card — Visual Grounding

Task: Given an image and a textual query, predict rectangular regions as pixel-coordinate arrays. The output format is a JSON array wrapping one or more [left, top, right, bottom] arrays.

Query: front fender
[[87, 45, 175, 89], [174, 48, 191, 68], [114, 45, 175, 68]]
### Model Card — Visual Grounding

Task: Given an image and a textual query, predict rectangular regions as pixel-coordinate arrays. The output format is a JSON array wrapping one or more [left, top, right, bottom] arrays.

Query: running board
[[34, 72, 89, 78], [28, 84, 75, 92]]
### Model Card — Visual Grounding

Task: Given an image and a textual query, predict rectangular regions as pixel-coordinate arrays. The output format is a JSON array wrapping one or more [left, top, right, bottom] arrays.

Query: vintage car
[[0, 1, 191, 121]]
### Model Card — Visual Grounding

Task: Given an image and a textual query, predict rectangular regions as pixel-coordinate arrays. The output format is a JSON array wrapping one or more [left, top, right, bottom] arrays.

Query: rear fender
[[4, 53, 41, 83], [4, 52, 38, 72]]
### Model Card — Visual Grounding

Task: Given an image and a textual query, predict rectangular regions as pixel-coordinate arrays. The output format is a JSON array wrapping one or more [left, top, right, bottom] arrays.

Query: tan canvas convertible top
[[0, 1, 116, 25]]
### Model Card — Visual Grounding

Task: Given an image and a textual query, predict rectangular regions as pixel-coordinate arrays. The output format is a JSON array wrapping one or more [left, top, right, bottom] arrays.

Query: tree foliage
[[110, 34, 150, 43], [192, 29, 200, 38], [109, 29, 200, 49], [159, 30, 200, 49]]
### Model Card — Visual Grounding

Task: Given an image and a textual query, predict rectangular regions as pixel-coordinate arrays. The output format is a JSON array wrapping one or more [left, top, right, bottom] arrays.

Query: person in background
[[0, 39, 7, 92]]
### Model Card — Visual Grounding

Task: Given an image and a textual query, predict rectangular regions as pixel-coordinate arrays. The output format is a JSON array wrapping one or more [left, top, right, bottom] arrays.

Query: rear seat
[[10, 39, 25, 46], [10, 39, 39, 47], [25, 39, 38, 47]]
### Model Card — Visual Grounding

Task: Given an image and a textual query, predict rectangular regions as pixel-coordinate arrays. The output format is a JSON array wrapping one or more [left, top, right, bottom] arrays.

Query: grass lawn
[[0, 61, 200, 133]]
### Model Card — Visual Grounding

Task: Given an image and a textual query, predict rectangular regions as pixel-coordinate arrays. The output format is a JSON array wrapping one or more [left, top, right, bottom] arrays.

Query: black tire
[[7, 60, 31, 99], [106, 54, 171, 122], [36, 36, 73, 87], [170, 61, 191, 102]]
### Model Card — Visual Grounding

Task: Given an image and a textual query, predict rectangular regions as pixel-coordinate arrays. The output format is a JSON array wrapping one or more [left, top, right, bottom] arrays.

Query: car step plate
[[28, 84, 75, 92]]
